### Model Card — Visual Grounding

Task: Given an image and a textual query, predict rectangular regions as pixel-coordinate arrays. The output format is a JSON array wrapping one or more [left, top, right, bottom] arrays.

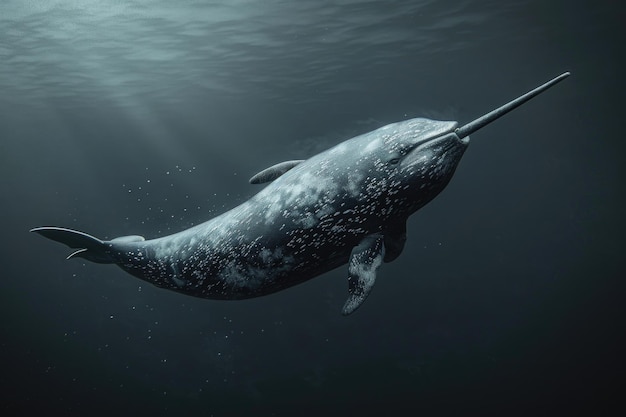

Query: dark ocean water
[[1, 1, 623, 415]]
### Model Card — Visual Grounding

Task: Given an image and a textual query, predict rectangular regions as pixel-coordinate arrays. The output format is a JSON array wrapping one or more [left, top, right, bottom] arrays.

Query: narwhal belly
[[116, 203, 366, 300]]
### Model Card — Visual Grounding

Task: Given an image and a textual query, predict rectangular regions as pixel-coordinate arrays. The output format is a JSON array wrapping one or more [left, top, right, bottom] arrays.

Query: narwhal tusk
[[455, 72, 571, 139]]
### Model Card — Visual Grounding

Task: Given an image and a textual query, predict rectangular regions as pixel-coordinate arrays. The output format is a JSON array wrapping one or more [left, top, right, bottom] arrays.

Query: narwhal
[[32, 72, 570, 315]]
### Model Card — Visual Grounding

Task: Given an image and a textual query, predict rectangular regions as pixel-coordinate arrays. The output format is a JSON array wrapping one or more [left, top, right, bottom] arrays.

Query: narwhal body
[[32, 73, 569, 314]]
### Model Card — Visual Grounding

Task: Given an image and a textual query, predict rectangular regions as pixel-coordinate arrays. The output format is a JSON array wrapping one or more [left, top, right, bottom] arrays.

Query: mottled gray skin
[[108, 118, 467, 300], [32, 72, 570, 314], [31, 118, 468, 314]]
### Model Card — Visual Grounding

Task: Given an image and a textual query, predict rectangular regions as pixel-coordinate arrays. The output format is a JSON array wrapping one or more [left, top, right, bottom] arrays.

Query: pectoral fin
[[249, 160, 304, 184], [342, 233, 385, 315]]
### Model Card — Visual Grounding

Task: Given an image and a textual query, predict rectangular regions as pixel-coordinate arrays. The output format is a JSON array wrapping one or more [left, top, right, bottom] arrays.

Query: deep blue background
[[1, 1, 623, 415]]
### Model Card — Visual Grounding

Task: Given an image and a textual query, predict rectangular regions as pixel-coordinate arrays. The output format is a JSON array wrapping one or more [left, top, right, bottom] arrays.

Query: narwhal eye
[[386, 149, 403, 166]]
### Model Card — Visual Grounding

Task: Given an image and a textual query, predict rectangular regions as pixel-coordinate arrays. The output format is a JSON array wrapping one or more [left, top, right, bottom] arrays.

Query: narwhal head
[[394, 119, 469, 202], [350, 72, 571, 217], [352, 117, 468, 215]]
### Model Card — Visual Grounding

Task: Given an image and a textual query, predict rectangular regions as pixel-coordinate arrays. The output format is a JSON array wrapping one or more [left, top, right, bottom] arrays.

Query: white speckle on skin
[[117, 117, 465, 305]]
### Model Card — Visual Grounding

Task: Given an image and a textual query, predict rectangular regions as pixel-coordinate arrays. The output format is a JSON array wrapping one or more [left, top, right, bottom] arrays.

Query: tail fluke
[[30, 226, 115, 263]]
